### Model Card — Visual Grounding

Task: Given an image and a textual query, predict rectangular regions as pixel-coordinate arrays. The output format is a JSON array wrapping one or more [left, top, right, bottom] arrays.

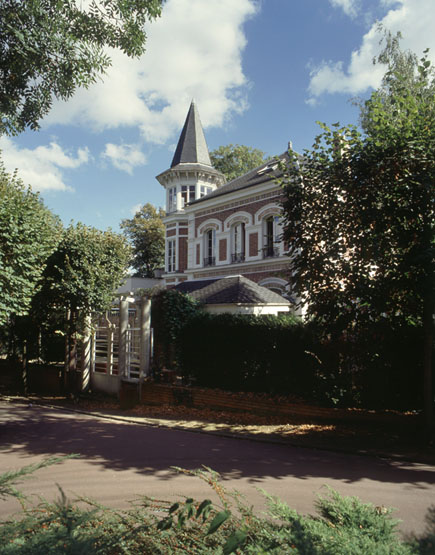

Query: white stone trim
[[255, 203, 282, 225], [197, 218, 222, 235], [223, 211, 253, 230]]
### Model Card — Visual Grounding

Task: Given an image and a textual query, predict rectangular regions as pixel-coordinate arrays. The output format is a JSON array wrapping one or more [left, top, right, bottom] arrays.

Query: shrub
[[151, 289, 202, 370], [177, 312, 318, 395], [0, 461, 430, 554]]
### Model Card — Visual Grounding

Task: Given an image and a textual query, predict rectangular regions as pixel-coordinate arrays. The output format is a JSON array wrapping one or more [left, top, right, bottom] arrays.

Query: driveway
[[0, 400, 434, 537]]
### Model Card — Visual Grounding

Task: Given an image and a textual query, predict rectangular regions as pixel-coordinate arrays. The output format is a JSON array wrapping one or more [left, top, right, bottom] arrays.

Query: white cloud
[[308, 0, 435, 101], [102, 143, 147, 174], [0, 137, 89, 192], [130, 203, 143, 215], [329, 0, 359, 18], [44, 0, 258, 144]]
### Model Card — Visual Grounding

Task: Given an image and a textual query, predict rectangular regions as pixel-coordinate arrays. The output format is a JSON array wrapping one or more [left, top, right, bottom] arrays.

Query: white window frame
[[263, 215, 280, 257], [203, 229, 216, 266], [167, 239, 176, 272], [200, 185, 212, 198], [181, 185, 196, 207], [168, 187, 177, 212], [231, 222, 245, 263]]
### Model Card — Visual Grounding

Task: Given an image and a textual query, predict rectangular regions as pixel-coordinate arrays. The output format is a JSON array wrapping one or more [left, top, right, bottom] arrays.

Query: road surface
[[1, 400, 434, 537]]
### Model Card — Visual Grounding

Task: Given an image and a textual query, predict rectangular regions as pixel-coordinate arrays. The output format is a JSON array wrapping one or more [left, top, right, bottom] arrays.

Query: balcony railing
[[231, 252, 245, 263], [203, 256, 216, 267], [262, 246, 280, 259]]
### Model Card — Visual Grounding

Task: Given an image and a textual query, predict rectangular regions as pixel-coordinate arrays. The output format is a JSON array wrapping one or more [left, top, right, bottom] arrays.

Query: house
[[156, 101, 297, 312], [175, 275, 290, 315], [116, 275, 163, 296]]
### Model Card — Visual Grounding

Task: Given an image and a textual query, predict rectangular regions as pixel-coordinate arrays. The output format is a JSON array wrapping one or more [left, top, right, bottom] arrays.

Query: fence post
[[107, 324, 114, 375], [81, 314, 92, 391], [139, 298, 151, 399], [118, 298, 129, 395]]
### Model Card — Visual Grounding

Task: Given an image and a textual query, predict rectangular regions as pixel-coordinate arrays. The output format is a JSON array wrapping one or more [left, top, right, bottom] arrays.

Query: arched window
[[259, 278, 289, 298], [231, 222, 245, 263], [203, 229, 216, 266]]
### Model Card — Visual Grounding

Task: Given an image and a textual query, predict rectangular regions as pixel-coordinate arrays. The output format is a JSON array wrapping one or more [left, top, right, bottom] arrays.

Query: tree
[[0, 161, 61, 326], [0, 0, 162, 135], [281, 34, 434, 434], [38, 222, 131, 317], [210, 144, 267, 181], [120, 203, 165, 277]]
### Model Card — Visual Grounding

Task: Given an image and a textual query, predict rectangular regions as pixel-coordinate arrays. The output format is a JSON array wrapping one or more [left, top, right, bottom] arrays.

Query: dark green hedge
[[177, 312, 318, 395], [175, 311, 428, 409]]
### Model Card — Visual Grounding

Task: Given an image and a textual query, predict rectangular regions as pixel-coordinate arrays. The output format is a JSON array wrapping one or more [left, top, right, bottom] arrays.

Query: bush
[[0, 461, 430, 554], [151, 289, 202, 370], [149, 289, 429, 410], [177, 312, 318, 395], [310, 321, 428, 409]]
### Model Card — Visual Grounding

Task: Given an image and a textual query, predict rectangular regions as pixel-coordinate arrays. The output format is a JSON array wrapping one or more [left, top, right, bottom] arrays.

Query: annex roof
[[171, 101, 212, 168], [174, 276, 290, 306]]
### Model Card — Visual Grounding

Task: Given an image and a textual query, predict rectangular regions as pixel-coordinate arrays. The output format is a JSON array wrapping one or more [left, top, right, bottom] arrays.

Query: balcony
[[203, 256, 216, 267], [231, 252, 245, 264], [262, 246, 280, 259]]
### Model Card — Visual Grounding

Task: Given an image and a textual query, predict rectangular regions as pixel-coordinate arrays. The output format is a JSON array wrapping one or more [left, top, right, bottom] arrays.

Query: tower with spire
[[156, 101, 225, 281]]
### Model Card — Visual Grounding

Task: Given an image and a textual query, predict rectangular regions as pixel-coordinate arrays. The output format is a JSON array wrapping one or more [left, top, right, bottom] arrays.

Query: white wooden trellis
[[89, 297, 151, 395]]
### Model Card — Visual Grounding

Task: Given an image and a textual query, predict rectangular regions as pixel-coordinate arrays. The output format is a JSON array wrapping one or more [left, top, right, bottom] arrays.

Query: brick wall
[[219, 238, 227, 261], [195, 193, 283, 235], [139, 383, 418, 427], [178, 237, 188, 272], [248, 232, 258, 257], [241, 269, 289, 284]]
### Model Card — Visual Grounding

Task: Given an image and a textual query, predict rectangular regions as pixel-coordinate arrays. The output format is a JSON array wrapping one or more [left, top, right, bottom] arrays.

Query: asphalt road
[[1, 400, 434, 538]]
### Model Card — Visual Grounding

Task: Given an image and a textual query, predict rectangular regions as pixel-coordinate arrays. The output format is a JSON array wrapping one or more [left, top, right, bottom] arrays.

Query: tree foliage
[[281, 32, 434, 430], [36, 222, 131, 317], [210, 144, 267, 181], [120, 203, 165, 277], [0, 161, 61, 325], [151, 288, 202, 369], [0, 0, 162, 135]]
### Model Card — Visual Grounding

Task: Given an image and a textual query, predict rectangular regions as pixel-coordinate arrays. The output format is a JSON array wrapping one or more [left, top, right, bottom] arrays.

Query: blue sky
[[2, 0, 434, 231]]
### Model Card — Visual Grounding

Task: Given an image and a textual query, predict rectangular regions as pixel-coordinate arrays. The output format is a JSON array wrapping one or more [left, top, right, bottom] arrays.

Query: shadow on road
[[1, 402, 434, 489]]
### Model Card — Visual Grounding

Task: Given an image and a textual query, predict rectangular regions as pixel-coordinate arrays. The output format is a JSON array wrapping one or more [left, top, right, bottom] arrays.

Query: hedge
[[177, 313, 318, 396]]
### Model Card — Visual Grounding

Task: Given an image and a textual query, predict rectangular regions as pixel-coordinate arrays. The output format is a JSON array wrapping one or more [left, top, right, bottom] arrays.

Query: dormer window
[[257, 161, 278, 175]]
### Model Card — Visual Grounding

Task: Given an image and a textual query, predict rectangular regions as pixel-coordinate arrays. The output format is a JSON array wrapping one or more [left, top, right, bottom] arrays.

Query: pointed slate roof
[[171, 101, 212, 168], [175, 276, 290, 306]]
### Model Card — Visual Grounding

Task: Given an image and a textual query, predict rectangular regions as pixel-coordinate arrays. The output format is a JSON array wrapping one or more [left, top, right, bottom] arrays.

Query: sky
[[1, 0, 435, 232]]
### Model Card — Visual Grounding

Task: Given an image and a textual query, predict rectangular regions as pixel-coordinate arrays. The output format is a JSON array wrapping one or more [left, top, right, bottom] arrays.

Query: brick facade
[[194, 191, 283, 235], [248, 232, 258, 257], [219, 238, 227, 261], [178, 237, 188, 272]]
